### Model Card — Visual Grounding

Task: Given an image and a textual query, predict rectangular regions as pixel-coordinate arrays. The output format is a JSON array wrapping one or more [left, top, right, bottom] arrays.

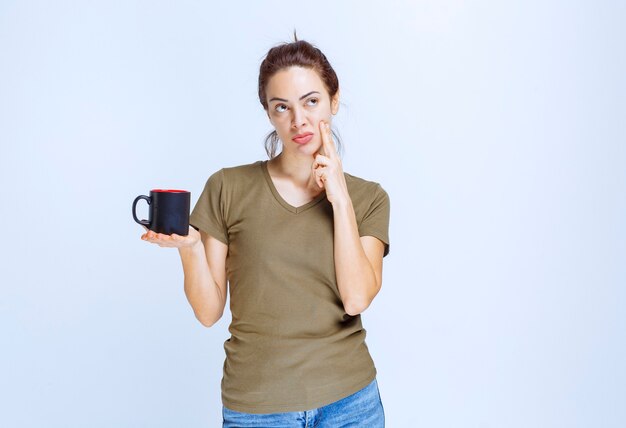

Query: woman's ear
[[331, 89, 340, 115]]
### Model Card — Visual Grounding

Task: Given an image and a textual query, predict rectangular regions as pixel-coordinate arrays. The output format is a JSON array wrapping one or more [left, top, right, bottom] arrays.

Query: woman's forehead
[[266, 66, 325, 96]]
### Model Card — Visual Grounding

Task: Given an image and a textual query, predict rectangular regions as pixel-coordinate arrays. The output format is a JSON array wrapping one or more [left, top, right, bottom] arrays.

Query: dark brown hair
[[258, 30, 343, 159]]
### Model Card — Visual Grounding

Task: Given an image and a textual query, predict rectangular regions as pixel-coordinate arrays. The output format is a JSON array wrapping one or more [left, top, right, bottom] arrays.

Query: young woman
[[141, 37, 390, 427]]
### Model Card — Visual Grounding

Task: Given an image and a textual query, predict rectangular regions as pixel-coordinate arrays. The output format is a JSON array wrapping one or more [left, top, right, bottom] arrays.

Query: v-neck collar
[[260, 160, 327, 214]]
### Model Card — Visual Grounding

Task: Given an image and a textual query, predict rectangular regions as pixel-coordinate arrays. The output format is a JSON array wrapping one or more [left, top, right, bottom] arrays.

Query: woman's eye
[[274, 98, 318, 113]]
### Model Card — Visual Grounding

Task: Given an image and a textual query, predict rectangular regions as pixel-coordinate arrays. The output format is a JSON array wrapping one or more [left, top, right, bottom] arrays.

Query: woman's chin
[[285, 142, 321, 156], [302, 141, 323, 154]]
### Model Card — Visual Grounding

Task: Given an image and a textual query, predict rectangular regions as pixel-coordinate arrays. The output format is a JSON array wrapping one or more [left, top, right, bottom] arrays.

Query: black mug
[[132, 189, 190, 236]]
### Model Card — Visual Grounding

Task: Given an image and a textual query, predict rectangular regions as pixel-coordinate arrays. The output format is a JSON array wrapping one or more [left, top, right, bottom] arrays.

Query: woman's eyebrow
[[269, 91, 320, 103]]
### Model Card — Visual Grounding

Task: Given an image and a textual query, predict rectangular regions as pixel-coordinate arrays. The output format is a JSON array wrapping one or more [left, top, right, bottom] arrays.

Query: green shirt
[[189, 160, 390, 413]]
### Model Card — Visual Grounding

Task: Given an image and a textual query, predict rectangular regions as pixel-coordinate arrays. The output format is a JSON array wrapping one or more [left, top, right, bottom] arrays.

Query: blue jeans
[[222, 378, 385, 427]]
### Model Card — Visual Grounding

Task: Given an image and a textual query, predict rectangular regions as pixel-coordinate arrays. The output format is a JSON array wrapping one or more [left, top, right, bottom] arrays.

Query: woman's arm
[[141, 227, 228, 327], [178, 231, 228, 327], [332, 199, 385, 316], [312, 120, 386, 316]]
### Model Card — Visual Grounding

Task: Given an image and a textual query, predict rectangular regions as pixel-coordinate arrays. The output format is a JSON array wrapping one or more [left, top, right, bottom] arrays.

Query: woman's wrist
[[331, 193, 352, 210], [178, 238, 204, 257]]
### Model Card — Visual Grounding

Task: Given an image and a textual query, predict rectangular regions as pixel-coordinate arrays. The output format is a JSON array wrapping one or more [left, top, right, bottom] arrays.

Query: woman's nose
[[291, 107, 307, 128]]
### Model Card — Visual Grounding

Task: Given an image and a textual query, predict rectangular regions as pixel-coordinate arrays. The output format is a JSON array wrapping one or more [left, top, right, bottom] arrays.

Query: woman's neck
[[269, 151, 320, 192]]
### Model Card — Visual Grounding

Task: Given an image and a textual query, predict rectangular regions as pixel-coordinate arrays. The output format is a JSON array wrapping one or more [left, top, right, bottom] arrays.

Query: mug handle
[[132, 195, 151, 226]]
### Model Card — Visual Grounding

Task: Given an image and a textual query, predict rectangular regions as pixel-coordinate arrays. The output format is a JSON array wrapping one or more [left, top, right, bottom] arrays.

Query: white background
[[1, 1, 624, 427]]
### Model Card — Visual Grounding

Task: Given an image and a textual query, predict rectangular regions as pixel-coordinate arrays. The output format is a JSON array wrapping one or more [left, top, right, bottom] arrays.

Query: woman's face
[[265, 66, 339, 157]]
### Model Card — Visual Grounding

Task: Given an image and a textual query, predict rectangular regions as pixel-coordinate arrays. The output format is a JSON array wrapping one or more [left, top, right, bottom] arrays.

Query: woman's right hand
[[140, 225, 201, 248]]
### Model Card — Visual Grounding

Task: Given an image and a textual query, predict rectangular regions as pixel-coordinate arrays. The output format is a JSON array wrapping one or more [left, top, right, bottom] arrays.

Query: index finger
[[319, 120, 337, 158]]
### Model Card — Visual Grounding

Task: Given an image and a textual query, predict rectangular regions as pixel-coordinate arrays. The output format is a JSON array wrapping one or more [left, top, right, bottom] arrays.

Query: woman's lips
[[292, 133, 314, 144]]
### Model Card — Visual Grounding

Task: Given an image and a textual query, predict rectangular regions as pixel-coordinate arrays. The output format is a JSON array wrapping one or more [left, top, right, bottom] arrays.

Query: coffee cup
[[132, 189, 190, 236]]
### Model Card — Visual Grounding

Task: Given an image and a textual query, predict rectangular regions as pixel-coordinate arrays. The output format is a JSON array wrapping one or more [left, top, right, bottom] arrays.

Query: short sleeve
[[189, 169, 229, 245], [358, 184, 390, 257]]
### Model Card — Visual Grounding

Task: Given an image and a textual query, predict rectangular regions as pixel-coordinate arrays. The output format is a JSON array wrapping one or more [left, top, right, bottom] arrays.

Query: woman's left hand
[[312, 120, 350, 206]]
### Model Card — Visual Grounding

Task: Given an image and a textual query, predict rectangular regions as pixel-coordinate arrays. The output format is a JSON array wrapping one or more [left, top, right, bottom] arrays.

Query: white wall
[[1, 1, 624, 427]]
